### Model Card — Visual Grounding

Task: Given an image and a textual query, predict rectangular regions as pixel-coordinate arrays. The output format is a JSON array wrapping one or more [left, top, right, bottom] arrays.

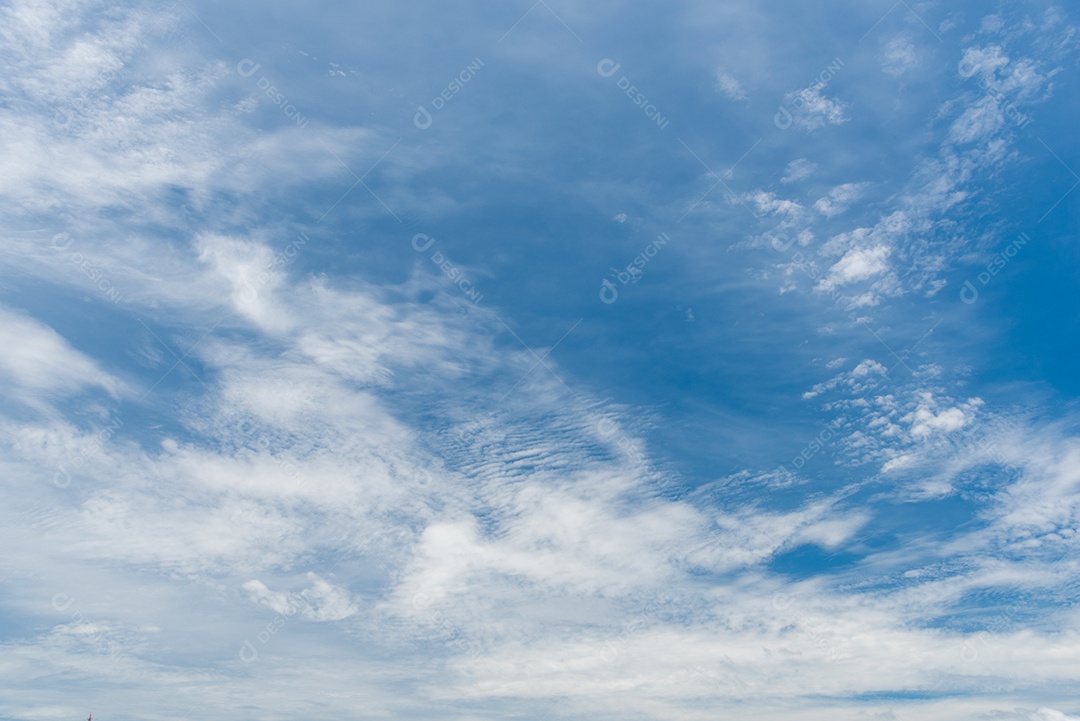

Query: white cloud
[[960, 45, 1011, 79], [243, 579, 295, 615], [958, 44, 1058, 103], [747, 34, 1060, 308], [195, 232, 297, 333], [802, 358, 887, 400], [882, 35, 918, 76], [245, 574, 358, 622], [0, 305, 122, 403], [799, 363, 993, 482], [979, 15, 1006, 35], [784, 85, 847, 130], [797, 513, 870, 548], [715, 70, 747, 101], [813, 182, 867, 218], [904, 392, 976, 439], [816, 245, 890, 292], [781, 157, 816, 184], [1031, 709, 1080, 721], [2, 3, 1080, 720], [947, 95, 1006, 144], [744, 190, 804, 219]]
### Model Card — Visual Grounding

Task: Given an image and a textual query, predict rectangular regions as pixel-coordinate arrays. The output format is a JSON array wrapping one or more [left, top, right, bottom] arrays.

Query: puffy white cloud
[[904, 392, 976, 439], [816, 245, 890, 291]]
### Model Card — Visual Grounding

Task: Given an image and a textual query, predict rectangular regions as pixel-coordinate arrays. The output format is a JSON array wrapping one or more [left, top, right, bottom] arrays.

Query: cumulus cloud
[[816, 246, 890, 292], [904, 392, 978, 440]]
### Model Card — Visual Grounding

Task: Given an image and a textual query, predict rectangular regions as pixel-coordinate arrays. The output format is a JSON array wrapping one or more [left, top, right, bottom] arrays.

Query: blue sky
[[2, 1, 1080, 719]]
